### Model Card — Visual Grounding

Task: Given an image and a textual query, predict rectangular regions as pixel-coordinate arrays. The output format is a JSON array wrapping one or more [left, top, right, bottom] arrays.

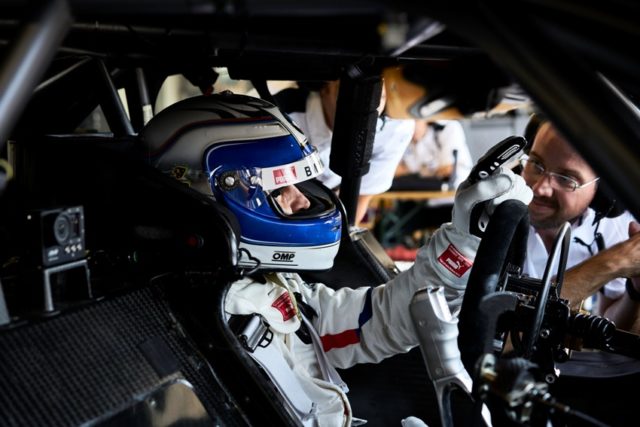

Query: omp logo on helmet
[[273, 251, 295, 262], [273, 165, 297, 185], [437, 244, 472, 277]]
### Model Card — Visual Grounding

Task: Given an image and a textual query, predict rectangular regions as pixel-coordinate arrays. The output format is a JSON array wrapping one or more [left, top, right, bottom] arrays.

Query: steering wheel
[[412, 198, 578, 427], [458, 199, 530, 374], [456, 200, 630, 427]]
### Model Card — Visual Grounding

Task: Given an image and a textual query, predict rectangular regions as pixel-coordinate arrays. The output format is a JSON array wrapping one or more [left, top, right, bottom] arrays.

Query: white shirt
[[400, 120, 473, 188], [523, 208, 637, 304], [288, 92, 415, 195]]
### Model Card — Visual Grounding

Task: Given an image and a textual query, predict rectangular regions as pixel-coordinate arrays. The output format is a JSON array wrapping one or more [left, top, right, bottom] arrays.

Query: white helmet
[[139, 92, 342, 271]]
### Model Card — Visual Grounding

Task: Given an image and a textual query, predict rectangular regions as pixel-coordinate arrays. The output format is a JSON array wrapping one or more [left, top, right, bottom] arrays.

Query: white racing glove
[[410, 166, 532, 316], [453, 166, 532, 235]]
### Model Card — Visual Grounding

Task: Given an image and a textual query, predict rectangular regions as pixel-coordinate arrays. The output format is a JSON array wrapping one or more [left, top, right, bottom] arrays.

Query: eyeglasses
[[519, 158, 600, 192]]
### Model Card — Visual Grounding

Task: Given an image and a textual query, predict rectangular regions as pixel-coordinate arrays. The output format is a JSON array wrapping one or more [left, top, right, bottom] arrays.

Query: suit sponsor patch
[[437, 244, 472, 277], [272, 292, 296, 321]]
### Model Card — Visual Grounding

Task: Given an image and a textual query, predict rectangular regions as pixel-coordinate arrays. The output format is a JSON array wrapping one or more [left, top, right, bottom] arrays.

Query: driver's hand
[[410, 166, 531, 316], [453, 166, 532, 235]]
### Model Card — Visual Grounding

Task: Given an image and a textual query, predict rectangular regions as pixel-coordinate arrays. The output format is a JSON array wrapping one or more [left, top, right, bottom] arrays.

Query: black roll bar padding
[[331, 68, 382, 226], [458, 199, 530, 375], [251, 78, 278, 107]]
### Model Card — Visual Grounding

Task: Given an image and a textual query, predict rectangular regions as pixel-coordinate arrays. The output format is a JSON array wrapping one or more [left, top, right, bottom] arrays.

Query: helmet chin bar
[[238, 241, 339, 272]]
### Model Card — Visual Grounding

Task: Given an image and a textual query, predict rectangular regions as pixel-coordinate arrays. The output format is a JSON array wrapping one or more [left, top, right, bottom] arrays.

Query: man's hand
[[602, 221, 640, 280], [627, 221, 640, 291], [585, 220, 640, 332], [562, 221, 640, 322]]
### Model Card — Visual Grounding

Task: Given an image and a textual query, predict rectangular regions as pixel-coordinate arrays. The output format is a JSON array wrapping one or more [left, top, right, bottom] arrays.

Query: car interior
[[1, 1, 640, 426]]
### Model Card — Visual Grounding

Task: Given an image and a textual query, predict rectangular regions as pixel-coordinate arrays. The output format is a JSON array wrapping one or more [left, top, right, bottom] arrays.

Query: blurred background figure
[[381, 120, 473, 262], [393, 119, 473, 191]]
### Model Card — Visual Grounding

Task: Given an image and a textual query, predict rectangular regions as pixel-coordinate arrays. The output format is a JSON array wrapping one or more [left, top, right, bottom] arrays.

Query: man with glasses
[[521, 117, 640, 332]]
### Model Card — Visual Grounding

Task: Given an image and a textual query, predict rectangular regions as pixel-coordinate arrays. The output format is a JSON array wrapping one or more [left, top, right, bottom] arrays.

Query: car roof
[[1, 0, 639, 216]]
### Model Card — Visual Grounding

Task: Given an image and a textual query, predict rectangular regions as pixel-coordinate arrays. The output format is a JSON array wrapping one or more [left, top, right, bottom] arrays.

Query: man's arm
[[561, 222, 640, 331], [600, 222, 640, 332], [394, 161, 412, 177], [355, 194, 374, 225]]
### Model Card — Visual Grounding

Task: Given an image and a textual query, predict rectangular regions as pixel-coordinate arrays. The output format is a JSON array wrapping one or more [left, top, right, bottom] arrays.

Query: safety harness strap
[[234, 313, 317, 425]]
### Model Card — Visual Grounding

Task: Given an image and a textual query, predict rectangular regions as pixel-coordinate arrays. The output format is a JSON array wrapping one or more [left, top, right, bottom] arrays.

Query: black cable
[[531, 394, 609, 427], [573, 216, 605, 256], [239, 248, 261, 276]]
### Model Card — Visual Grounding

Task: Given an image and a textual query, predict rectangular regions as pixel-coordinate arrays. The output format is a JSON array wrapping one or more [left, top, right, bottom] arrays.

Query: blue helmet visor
[[268, 180, 337, 219], [216, 148, 331, 219]]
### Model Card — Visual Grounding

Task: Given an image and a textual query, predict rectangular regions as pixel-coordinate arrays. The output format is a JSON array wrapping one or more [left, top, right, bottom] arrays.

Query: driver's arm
[[307, 167, 532, 368]]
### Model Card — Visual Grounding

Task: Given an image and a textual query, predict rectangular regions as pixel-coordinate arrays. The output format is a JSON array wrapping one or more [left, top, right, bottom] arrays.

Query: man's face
[[273, 185, 311, 215], [523, 123, 598, 230]]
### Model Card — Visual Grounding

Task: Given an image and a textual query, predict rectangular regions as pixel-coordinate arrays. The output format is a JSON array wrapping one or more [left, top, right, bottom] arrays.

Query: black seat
[[0, 134, 300, 426]]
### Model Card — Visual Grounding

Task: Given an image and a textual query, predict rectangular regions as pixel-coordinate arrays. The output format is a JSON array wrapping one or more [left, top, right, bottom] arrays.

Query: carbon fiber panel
[[0, 287, 239, 427]]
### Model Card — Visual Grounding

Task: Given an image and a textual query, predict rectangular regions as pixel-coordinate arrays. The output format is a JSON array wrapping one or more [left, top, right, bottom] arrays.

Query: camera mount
[[22, 205, 91, 314]]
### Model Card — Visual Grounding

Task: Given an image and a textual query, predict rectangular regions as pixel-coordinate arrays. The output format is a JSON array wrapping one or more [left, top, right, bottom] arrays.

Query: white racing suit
[[224, 167, 533, 426], [225, 224, 479, 427]]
